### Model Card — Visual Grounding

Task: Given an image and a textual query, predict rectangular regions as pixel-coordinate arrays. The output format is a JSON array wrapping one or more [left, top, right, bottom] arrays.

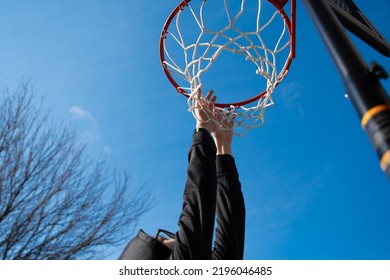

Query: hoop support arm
[[302, 0, 390, 178]]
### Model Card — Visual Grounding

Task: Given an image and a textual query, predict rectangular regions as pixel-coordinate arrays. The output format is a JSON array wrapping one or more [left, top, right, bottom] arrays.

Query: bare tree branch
[[0, 82, 152, 259]]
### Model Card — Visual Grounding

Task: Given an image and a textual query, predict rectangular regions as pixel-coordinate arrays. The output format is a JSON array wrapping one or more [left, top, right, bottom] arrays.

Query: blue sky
[[0, 0, 389, 260]]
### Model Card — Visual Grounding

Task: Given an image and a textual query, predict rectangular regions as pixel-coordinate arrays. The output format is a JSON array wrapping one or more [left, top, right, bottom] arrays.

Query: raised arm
[[170, 89, 218, 259], [211, 114, 246, 260]]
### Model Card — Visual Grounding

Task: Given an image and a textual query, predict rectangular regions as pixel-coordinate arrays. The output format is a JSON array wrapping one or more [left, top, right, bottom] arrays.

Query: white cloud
[[103, 145, 111, 156], [278, 81, 304, 115], [68, 106, 111, 156], [69, 106, 97, 126]]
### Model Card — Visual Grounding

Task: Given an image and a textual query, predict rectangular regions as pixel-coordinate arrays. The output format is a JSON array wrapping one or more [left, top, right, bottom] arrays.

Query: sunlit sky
[[0, 0, 389, 260]]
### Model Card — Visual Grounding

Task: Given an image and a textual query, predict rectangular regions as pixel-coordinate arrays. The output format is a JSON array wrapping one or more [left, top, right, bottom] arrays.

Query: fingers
[[206, 91, 217, 111], [227, 113, 236, 129], [220, 111, 235, 129], [204, 89, 216, 102], [195, 88, 217, 109], [194, 89, 216, 130], [195, 87, 202, 99], [193, 88, 237, 135], [196, 88, 216, 100], [210, 94, 217, 105]]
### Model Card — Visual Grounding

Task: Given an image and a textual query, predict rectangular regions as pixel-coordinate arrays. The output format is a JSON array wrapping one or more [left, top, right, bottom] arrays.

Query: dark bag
[[118, 229, 174, 260]]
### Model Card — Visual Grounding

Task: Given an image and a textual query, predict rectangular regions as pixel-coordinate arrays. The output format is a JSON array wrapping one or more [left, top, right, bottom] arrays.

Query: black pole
[[301, 0, 390, 178]]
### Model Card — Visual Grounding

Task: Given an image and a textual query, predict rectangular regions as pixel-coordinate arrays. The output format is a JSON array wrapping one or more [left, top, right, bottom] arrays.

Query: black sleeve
[[212, 154, 246, 260], [170, 129, 217, 260]]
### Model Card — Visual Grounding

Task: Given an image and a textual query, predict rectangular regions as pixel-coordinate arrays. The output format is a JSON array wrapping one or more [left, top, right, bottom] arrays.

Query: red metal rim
[[159, 0, 296, 108]]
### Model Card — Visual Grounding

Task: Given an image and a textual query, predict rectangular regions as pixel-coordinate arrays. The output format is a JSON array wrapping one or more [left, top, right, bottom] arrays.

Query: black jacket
[[118, 129, 245, 260], [171, 129, 245, 259]]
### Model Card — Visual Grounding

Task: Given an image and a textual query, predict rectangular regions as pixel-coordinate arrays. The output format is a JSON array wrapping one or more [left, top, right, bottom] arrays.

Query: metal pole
[[301, 0, 390, 178]]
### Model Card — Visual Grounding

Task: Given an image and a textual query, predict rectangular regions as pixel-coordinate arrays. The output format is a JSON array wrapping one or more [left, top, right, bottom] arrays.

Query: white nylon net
[[161, 0, 294, 136]]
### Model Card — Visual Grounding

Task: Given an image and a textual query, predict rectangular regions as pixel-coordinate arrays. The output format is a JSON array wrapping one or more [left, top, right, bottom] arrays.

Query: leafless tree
[[0, 82, 152, 259]]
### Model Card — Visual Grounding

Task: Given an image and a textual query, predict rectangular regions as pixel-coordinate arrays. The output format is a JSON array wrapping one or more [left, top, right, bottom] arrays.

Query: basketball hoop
[[160, 0, 296, 136]]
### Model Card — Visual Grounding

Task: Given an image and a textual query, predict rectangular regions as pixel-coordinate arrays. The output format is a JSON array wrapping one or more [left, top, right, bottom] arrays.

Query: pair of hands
[[194, 89, 234, 156]]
